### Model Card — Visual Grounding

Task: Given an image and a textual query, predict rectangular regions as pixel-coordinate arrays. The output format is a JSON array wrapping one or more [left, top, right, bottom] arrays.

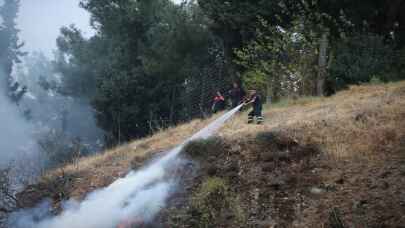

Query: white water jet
[[10, 104, 243, 228]]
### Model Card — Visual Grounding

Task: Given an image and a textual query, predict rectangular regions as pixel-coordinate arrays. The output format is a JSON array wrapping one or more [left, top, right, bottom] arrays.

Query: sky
[[17, 0, 94, 57], [16, 0, 184, 58]]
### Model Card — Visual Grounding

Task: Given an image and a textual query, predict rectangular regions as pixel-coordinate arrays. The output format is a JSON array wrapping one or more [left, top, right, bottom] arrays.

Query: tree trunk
[[169, 87, 176, 125], [317, 32, 329, 96]]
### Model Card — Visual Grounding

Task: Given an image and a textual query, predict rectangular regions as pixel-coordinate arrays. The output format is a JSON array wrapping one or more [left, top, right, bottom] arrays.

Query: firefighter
[[228, 82, 246, 108], [244, 89, 264, 124]]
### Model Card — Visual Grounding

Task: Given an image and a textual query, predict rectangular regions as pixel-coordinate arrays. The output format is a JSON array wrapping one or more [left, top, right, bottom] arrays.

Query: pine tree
[[0, 0, 26, 103]]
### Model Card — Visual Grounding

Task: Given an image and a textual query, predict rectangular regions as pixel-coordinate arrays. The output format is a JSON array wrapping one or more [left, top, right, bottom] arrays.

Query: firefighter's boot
[[257, 116, 264, 124]]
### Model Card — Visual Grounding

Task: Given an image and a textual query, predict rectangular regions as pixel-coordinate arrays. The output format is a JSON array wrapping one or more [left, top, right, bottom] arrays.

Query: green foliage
[[203, 0, 405, 98], [197, 0, 300, 46], [329, 34, 397, 90], [182, 137, 226, 158], [198, 0, 305, 78], [53, 0, 405, 144], [55, 26, 104, 98], [0, 0, 27, 102], [191, 177, 245, 227], [315, 0, 405, 47], [55, 0, 227, 143], [235, 17, 319, 100], [241, 70, 267, 95]]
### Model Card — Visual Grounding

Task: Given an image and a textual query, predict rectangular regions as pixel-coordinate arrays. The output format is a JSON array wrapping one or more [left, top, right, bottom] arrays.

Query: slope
[[18, 81, 405, 227]]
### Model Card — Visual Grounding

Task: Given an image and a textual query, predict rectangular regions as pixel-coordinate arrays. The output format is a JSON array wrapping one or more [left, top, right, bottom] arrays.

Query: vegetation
[[182, 137, 226, 158], [190, 177, 245, 227], [55, 0, 231, 144], [16, 81, 405, 227], [2, 0, 405, 226], [0, 0, 404, 149], [0, 0, 26, 104], [47, 0, 405, 145]]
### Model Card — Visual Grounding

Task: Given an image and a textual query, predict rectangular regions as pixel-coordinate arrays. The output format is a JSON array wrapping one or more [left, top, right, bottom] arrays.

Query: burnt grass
[[15, 130, 405, 228], [155, 131, 322, 228], [155, 130, 405, 228], [13, 82, 405, 228]]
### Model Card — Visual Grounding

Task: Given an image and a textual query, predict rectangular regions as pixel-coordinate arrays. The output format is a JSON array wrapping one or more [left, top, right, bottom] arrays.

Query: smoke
[[10, 105, 243, 228], [0, 72, 39, 169], [15, 52, 105, 153], [0, 0, 100, 170], [9, 159, 178, 228], [22, 93, 105, 152]]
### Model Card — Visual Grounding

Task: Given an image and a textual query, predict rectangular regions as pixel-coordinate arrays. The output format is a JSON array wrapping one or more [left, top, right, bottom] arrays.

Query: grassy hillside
[[18, 81, 405, 227]]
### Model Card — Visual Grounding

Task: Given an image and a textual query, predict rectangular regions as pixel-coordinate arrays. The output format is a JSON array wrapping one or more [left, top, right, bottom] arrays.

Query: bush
[[329, 34, 396, 90], [182, 137, 226, 158], [191, 177, 245, 227]]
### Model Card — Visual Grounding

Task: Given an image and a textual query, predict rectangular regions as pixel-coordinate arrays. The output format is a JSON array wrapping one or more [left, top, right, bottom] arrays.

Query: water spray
[[10, 104, 244, 228]]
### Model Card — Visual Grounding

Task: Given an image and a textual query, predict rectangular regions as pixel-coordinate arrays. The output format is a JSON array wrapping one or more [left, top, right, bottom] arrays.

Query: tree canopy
[[52, 0, 405, 144], [0, 0, 26, 103]]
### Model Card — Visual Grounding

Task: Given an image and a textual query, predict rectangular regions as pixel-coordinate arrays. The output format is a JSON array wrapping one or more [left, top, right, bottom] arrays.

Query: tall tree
[[56, 0, 225, 144], [0, 0, 26, 103]]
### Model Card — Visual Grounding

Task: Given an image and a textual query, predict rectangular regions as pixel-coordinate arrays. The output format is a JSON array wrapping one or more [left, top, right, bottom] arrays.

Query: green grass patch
[[190, 177, 246, 228], [182, 137, 226, 158]]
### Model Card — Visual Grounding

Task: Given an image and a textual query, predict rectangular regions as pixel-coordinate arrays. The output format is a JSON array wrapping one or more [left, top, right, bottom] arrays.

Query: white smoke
[[11, 166, 174, 228], [0, 74, 39, 169], [10, 105, 243, 228]]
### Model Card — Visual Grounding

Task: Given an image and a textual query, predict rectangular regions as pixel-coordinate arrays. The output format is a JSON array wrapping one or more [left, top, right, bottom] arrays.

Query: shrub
[[191, 177, 245, 227], [182, 137, 226, 158], [329, 34, 396, 90]]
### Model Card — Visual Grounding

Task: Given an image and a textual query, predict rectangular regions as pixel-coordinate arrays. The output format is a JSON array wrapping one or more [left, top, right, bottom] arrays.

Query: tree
[[0, 0, 26, 103], [329, 33, 398, 90], [55, 0, 227, 144], [202, 0, 405, 97], [197, 0, 300, 78], [55, 26, 104, 98], [235, 16, 319, 100]]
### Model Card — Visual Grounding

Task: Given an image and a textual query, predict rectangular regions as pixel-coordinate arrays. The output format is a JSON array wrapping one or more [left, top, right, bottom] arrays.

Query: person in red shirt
[[212, 91, 225, 113]]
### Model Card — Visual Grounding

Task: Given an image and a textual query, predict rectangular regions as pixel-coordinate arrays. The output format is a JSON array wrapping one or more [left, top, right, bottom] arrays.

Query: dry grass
[[223, 81, 405, 162], [41, 81, 405, 199], [41, 114, 224, 198]]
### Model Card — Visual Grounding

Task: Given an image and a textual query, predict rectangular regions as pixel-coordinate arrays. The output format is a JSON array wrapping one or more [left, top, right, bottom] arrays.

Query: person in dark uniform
[[244, 90, 264, 124], [228, 82, 246, 108]]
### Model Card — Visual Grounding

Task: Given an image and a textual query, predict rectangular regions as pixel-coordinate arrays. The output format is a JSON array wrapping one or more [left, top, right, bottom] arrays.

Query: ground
[[17, 81, 405, 227]]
